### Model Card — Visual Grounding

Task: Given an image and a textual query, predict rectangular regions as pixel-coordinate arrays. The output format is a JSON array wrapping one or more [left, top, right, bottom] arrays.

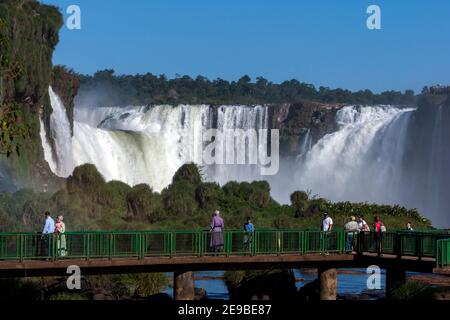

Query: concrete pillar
[[386, 267, 406, 299], [174, 271, 195, 300], [318, 268, 337, 300]]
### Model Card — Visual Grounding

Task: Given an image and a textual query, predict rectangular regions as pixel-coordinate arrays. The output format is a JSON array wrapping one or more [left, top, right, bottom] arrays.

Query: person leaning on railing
[[357, 215, 370, 252], [210, 210, 224, 254], [344, 216, 359, 253]]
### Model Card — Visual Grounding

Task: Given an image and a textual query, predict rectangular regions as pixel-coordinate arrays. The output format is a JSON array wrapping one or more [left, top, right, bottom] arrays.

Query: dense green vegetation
[[0, 0, 63, 186], [77, 69, 418, 107], [0, 273, 169, 300], [0, 163, 432, 232]]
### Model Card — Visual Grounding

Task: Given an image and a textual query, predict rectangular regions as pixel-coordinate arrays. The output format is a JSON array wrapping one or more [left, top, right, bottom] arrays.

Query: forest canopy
[[77, 70, 418, 107]]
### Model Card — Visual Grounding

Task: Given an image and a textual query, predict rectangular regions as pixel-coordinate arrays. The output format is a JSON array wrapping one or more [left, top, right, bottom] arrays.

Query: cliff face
[[269, 101, 341, 156], [51, 66, 80, 135], [0, 0, 67, 192]]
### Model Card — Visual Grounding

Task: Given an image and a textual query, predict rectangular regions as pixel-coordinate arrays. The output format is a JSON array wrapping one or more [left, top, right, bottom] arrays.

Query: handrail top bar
[[0, 228, 448, 236]]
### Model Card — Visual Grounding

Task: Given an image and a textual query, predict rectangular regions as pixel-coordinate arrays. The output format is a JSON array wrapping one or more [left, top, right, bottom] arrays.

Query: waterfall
[[48, 87, 74, 176], [45, 91, 269, 192], [293, 106, 414, 202], [39, 115, 57, 173], [72, 105, 210, 190], [297, 129, 313, 160], [44, 87, 450, 226]]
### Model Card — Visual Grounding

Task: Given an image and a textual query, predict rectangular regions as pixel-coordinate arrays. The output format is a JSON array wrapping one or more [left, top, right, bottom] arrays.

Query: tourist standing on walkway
[[41, 211, 55, 257], [322, 212, 333, 232], [373, 216, 384, 255], [321, 213, 333, 255], [357, 215, 370, 251], [406, 222, 414, 231], [357, 215, 370, 232], [344, 216, 359, 252], [54, 215, 67, 257], [243, 216, 254, 253], [210, 210, 224, 253]]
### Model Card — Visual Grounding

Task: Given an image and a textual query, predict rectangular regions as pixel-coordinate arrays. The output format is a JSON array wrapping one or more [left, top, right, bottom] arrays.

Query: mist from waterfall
[[42, 88, 450, 227], [292, 106, 414, 204], [52, 99, 269, 192]]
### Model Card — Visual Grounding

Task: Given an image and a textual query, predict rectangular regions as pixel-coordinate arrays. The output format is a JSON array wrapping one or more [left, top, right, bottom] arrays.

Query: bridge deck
[[0, 229, 448, 277], [0, 253, 438, 278]]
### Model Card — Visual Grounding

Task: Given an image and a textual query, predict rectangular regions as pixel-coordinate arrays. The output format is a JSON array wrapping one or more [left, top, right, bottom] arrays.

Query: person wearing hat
[[344, 216, 359, 252], [321, 212, 334, 255], [322, 212, 333, 232]]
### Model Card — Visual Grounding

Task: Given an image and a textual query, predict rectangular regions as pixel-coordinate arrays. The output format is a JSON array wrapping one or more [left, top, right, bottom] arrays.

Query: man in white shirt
[[322, 212, 333, 232]]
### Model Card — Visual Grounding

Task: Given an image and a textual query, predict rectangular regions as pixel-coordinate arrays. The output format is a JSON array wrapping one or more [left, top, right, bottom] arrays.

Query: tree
[[290, 191, 309, 218]]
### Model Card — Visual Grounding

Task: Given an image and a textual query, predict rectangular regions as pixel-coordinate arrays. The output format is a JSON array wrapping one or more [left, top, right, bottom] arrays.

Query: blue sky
[[41, 0, 450, 93]]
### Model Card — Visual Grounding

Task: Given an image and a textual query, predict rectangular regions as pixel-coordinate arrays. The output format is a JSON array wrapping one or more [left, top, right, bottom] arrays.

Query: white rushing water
[[48, 87, 74, 176], [45, 89, 269, 191], [293, 105, 415, 204], [42, 88, 449, 226], [39, 115, 57, 173]]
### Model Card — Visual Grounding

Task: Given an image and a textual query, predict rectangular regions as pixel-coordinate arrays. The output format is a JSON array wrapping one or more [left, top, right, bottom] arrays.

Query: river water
[[163, 268, 389, 300]]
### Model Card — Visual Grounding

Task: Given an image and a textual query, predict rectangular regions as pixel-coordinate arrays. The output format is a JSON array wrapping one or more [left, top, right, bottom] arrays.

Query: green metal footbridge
[[0, 229, 449, 299]]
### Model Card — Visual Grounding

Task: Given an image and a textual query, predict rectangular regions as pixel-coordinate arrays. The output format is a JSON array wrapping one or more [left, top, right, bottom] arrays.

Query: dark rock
[[194, 287, 207, 300], [145, 293, 173, 302], [228, 270, 298, 301], [269, 102, 340, 157], [297, 278, 320, 301]]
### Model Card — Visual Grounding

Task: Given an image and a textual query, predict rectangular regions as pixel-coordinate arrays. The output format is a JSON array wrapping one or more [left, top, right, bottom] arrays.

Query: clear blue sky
[[41, 0, 450, 93]]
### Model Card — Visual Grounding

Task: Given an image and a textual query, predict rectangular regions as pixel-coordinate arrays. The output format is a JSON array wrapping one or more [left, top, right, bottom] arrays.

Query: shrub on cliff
[[290, 190, 310, 217], [126, 184, 163, 222], [195, 182, 224, 209], [171, 163, 202, 186], [223, 181, 272, 208], [162, 181, 198, 217], [67, 164, 106, 194]]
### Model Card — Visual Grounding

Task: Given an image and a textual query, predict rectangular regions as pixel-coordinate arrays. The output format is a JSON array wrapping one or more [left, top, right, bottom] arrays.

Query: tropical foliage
[[0, 163, 432, 233], [77, 69, 418, 107]]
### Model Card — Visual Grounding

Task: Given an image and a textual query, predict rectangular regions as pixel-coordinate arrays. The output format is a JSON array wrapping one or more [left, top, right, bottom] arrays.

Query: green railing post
[[86, 233, 90, 260], [225, 231, 230, 257], [108, 234, 113, 260], [276, 231, 280, 256], [139, 232, 144, 259], [19, 234, 23, 262], [52, 234, 57, 261], [170, 232, 174, 257]]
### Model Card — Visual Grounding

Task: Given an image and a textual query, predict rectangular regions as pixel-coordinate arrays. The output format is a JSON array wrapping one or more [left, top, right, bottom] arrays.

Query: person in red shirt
[[373, 216, 384, 255]]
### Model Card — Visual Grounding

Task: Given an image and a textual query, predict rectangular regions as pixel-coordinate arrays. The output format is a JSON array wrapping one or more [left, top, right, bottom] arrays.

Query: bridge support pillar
[[386, 267, 406, 299], [174, 271, 195, 300], [318, 268, 337, 300]]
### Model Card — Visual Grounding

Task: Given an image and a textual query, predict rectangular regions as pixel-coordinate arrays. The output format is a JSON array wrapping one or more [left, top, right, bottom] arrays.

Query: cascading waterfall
[[297, 129, 313, 160], [39, 115, 57, 173], [293, 106, 414, 203], [43, 88, 450, 226], [45, 92, 269, 192], [48, 87, 74, 176]]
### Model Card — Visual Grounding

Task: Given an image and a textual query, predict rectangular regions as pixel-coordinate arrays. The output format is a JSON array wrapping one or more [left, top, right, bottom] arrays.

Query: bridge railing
[[437, 239, 450, 268], [0, 229, 449, 261]]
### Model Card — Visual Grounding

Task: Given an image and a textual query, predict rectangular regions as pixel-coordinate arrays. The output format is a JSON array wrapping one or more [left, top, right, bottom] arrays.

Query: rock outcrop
[[269, 101, 341, 156]]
